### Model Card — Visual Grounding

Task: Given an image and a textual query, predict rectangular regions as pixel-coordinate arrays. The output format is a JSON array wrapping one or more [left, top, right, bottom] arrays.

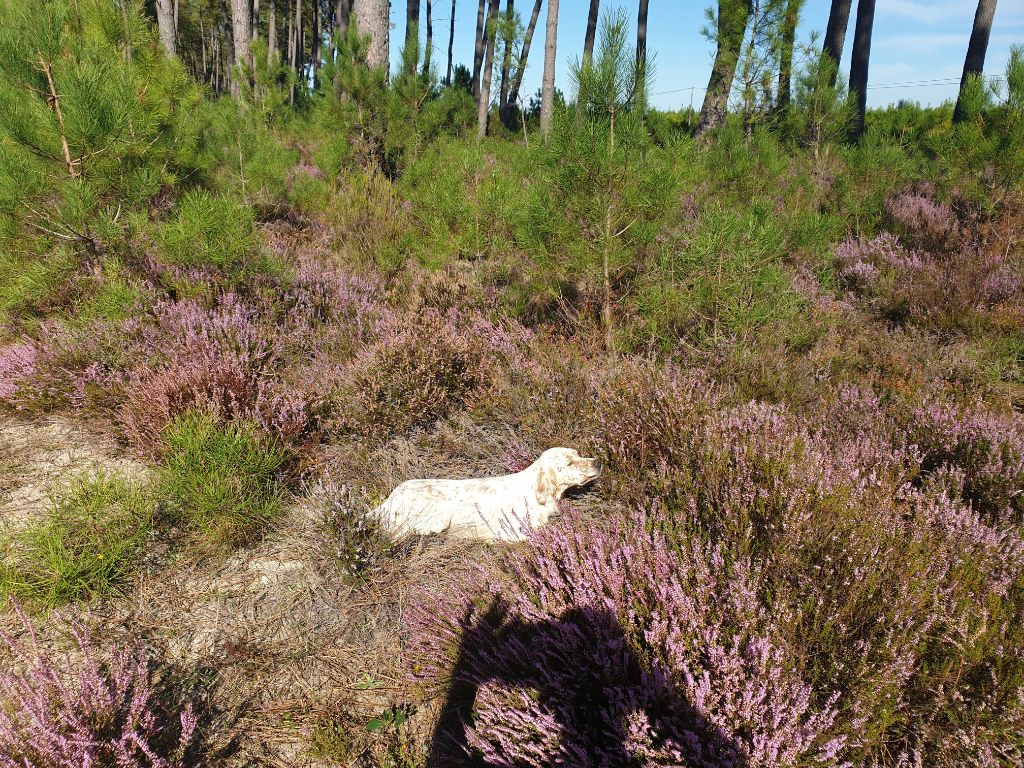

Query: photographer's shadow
[[428, 598, 747, 767]]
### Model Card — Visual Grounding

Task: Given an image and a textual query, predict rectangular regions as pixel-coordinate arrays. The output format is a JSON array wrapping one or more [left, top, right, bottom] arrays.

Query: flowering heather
[[884, 192, 957, 250], [0, 340, 36, 404], [910, 400, 1024, 523], [409, 509, 843, 767], [118, 296, 312, 455], [0, 601, 197, 768]]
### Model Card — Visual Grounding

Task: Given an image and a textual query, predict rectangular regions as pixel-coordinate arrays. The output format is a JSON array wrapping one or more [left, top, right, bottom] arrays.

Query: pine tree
[[0, 0, 205, 269]]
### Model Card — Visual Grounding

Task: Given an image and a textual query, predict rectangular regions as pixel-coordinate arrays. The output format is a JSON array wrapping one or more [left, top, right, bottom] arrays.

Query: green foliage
[[158, 411, 287, 551], [0, 0, 206, 259], [785, 42, 854, 153], [157, 189, 260, 273], [0, 472, 154, 608], [553, 9, 673, 347], [628, 205, 803, 348]]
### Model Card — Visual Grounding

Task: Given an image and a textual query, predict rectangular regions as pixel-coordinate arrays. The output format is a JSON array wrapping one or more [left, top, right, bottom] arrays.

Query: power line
[[650, 73, 1006, 98]]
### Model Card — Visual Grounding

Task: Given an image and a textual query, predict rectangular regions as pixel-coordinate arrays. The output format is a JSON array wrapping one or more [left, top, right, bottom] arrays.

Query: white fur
[[373, 448, 601, 542]]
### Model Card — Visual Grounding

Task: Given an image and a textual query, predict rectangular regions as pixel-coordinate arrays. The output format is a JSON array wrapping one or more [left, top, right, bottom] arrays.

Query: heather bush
[[1, 472, 153, 608], [910, 400, 1024, 524], [0, 340, 37, 405], [328, 309, 505, 438], [0, 600, 197, 767], [158, 411, 287, 551], [118, 296, 311, 455], [311, 481, 394, 584], [835, 229, 1022, 332], [884, 192, 957, 252], [410, 508, 844, 767]]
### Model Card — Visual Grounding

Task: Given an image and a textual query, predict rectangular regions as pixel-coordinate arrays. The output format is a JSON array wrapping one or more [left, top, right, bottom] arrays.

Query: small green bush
[[157, 189, 259, 272], [158, 410, 287, 550], [0, 472, 153, 608], [628, 205, 803, 348]]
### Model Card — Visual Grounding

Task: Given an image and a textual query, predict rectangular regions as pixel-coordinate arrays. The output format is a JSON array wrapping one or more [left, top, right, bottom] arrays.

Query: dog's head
[[533, 447, 602, 504]]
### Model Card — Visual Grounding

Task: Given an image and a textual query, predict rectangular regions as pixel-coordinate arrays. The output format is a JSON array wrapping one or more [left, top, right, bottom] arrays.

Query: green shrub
[[0, 472, 154, 608], [158, 411, 287, 550], [628, 205, 803, 348], [157, 189, 260, 273], [0, 0, 206, 264]]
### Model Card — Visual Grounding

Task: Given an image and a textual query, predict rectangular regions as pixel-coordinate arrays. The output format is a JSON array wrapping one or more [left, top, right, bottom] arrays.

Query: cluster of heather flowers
[[834, 195, 1023, 328], [0, 601, 197, 768], [117, 295, 312, 456], [910, 399, 1024, 523], [884, 192, 957, 250], [0, 340, 36, 404], [411, 360, 1024, 766], [409, 508, 845, 767]]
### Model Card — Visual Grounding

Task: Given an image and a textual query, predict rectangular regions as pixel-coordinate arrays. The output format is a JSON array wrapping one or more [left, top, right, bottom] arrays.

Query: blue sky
[[395, 0, 1024, 110]]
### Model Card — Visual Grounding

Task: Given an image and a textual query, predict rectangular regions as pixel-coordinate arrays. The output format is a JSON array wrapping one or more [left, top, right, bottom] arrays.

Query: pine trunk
[[230, 0, 253, 96], [954, 0, 998, 123], [313, 0, 322, 87], [336, 0, 352, 38], [268, 0, 277, 65], [636, 0, 649, 106], [354, 0, 391, 69], [848, 0, 875, 140], [582, 0, 599, 67], [472, 0, 486, 101], [507, 0, 541, 105], [424, 0, 433, 73], [446, 0, 456, 83], [253, 0, 260, 40], [696, 0, 752, 139], [156, 0, 176, 56], [477, 0, 499, 138], [498, 0, 514, 116], [822, 0, 852, 85], [539, 0, 559, 139], [776, 0, 800, 111]]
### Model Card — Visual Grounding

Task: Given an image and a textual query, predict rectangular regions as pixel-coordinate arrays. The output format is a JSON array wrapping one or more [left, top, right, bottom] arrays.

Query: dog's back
[[374, 475, 535, 540]]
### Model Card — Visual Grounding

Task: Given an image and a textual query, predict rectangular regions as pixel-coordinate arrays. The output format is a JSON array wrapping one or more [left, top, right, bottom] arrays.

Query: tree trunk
[[822, 0, 852, 85], [507, 0, 541, 105], [230, 0, 252, 96], [446, 0, 456, 83], [354, 0, 391, 69], [424, 0, 433, 73], [696, 0, 752, 139], [336, 0, 352, 38], [253, 0, 260, 41], [296, 0, 304, 77], [583, 0, 599, 68], [287, 0, 295, 71], [540, 0, 559, 139], [477, 0, 499, 138], [777, 0, 800, 111], [156, 0, 176, 56], [636, 0, 649, 106], [268, 0, 278, 65], [954, 0, 998, 123], [472, 0, 487, 101], [313, 0, 322, 86], [407, 0, 420, 52], [498, 0, 514, 112], [848, 0, 875, 140]]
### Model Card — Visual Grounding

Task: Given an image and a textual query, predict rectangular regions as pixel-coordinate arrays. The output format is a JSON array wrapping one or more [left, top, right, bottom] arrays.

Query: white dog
[[373, 448, 602, 542]]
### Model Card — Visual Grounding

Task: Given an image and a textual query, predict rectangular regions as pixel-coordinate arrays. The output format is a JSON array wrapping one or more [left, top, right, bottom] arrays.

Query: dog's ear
[[535, 463, 559, 505]]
